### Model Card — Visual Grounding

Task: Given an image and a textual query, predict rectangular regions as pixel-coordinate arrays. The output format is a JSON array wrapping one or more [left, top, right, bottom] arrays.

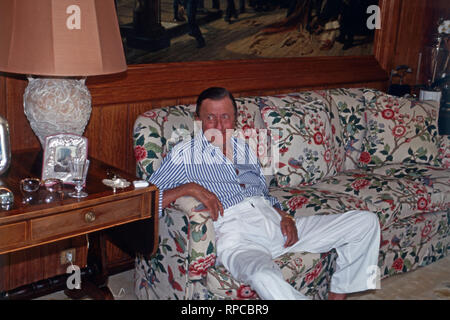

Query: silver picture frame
[[42, 134, 88, 184]]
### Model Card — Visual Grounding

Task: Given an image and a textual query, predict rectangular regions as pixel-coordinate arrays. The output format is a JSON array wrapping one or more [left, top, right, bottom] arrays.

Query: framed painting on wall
[[116, 0, 378, 64]]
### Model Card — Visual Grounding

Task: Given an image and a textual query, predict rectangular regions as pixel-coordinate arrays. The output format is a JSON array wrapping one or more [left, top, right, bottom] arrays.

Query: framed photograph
[[42, 134, 88, 183]]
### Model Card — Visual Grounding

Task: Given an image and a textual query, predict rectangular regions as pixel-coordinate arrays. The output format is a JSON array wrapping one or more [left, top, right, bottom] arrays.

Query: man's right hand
[[163, 182, 224, 221]]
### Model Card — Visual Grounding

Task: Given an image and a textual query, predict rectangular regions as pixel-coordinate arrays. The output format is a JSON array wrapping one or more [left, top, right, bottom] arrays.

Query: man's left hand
[[275, 208, 299, 247], [280, 215, 299, 247]]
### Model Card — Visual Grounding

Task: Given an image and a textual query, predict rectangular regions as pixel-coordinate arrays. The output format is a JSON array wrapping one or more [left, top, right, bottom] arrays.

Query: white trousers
[[213, 197, 380, 300]]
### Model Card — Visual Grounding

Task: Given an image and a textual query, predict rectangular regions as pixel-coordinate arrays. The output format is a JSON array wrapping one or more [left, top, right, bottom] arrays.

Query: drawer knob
[[84, 211, 96, 223]]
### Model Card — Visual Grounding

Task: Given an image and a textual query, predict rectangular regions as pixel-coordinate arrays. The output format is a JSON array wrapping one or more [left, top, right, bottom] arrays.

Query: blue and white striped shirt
[[149, 132, 280, 216]]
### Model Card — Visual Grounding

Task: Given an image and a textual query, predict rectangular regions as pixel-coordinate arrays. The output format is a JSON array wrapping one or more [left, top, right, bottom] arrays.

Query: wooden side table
[[0, 150, 158, 299]]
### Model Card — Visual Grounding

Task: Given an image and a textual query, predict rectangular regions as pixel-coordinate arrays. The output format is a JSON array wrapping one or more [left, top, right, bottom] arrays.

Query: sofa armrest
[[172, 197, 217, 282]]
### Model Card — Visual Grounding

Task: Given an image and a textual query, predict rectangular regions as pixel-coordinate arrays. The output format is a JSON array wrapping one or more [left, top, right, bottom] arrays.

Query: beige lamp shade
[[0, 0, 126, 76]]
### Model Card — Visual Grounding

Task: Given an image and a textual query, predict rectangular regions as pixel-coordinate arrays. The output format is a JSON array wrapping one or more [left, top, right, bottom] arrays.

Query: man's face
[[197, 96, 236, 148]]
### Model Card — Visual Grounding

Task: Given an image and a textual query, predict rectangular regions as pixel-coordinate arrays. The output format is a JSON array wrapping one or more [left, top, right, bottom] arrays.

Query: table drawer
[[0, 222, 27, 248], [31, 196, 143, 241]]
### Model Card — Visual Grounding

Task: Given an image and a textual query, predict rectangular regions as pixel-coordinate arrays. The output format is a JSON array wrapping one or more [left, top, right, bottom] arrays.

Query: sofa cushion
[[311, 169, 450, 227], [261, 95, 344, 187], [235, 96, 266, 130], [366, 163, 450, 181], [269, 186, 369, 218], [328, 88, 367, 171], [361, 90, 441, 167], [233, 96, 277, 185]]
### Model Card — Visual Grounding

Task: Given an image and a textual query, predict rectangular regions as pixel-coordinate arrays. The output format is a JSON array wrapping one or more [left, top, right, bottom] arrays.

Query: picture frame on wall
[[117, 0, 377, 65], [42, 134, 88, 184]]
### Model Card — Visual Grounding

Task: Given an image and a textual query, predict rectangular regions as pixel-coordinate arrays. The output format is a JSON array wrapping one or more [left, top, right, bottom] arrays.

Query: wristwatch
[[283, 214, 295, 222]]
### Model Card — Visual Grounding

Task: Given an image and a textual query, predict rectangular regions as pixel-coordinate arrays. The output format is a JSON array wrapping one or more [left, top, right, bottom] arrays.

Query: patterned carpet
[[37, 255, 450, 300]]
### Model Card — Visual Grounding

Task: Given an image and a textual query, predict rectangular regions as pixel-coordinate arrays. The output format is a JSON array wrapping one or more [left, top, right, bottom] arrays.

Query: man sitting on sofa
[[149, 87, 381, 300]]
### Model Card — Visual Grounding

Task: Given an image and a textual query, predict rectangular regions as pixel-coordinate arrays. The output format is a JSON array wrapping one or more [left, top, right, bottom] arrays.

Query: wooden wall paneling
[[8, 246, 46, 290], [87, 56, 388, 106], [25, 246, 42, 284], [85, 103, 129, 171], [5, 76, 40, 151], [84, 103, 102, 161], [7, 250, 30, 289], [95, 104, 129, 171], [177, 96, 202, 106], [0, 236, 87, 292], [0, 253, 10, 292], [105, 239, 133, 272], [41, 236, 88, 280], [393, 0, 429, 86], [151, 98, 182, 109], [374, 0, 403, 73], [374, 0, 448, 88]]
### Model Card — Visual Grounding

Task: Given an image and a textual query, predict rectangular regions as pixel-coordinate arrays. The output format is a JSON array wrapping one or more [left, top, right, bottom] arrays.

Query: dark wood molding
[[87, 55, 388, 107]]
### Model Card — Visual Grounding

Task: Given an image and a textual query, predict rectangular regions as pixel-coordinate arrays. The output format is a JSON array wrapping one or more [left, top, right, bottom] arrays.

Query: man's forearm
[[162, 183, 196, 208], [161, 182, 224, 221]]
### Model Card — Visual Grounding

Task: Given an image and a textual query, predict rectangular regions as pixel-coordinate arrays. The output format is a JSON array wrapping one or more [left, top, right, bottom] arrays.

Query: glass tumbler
[[43, 178, 63, 203], [20, 177, 41, 204]]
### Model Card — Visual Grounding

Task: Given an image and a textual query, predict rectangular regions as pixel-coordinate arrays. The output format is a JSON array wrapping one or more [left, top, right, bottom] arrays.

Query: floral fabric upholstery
[[133, 89, 450, 300], [311, 169, 450, 227], [328, 88, 368, 171], [270, 186, 369, 218], [134, 105, 196, 180], [234, 96, 266, 131], [205, 251, 337, 300], [361, 90, 441, 167], [379, 210, 449, 278], [261, 94, 344, 187], [268, 175, 449, 278], [135, 193, 338, 300], [437, 135, 450, 168], [135, 207, 190, 300]]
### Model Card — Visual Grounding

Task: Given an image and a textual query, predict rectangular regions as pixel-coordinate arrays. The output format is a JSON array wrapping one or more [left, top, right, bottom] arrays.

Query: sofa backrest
[[328, 88, 368, 171], [260, 91, 345, 187], [360, 89, 442, 167], [133, 88, 446, 187]]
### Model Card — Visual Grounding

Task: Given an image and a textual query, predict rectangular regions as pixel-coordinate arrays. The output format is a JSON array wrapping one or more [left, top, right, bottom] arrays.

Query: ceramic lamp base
[[23, 77, 92, 148]]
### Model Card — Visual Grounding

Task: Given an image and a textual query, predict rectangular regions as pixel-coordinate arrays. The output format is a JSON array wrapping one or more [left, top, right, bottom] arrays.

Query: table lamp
[[0, 0, 127, 148]]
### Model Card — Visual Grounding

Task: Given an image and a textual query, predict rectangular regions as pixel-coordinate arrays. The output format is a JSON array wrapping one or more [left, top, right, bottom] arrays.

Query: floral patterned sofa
[[132, 88, 450, 300]]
